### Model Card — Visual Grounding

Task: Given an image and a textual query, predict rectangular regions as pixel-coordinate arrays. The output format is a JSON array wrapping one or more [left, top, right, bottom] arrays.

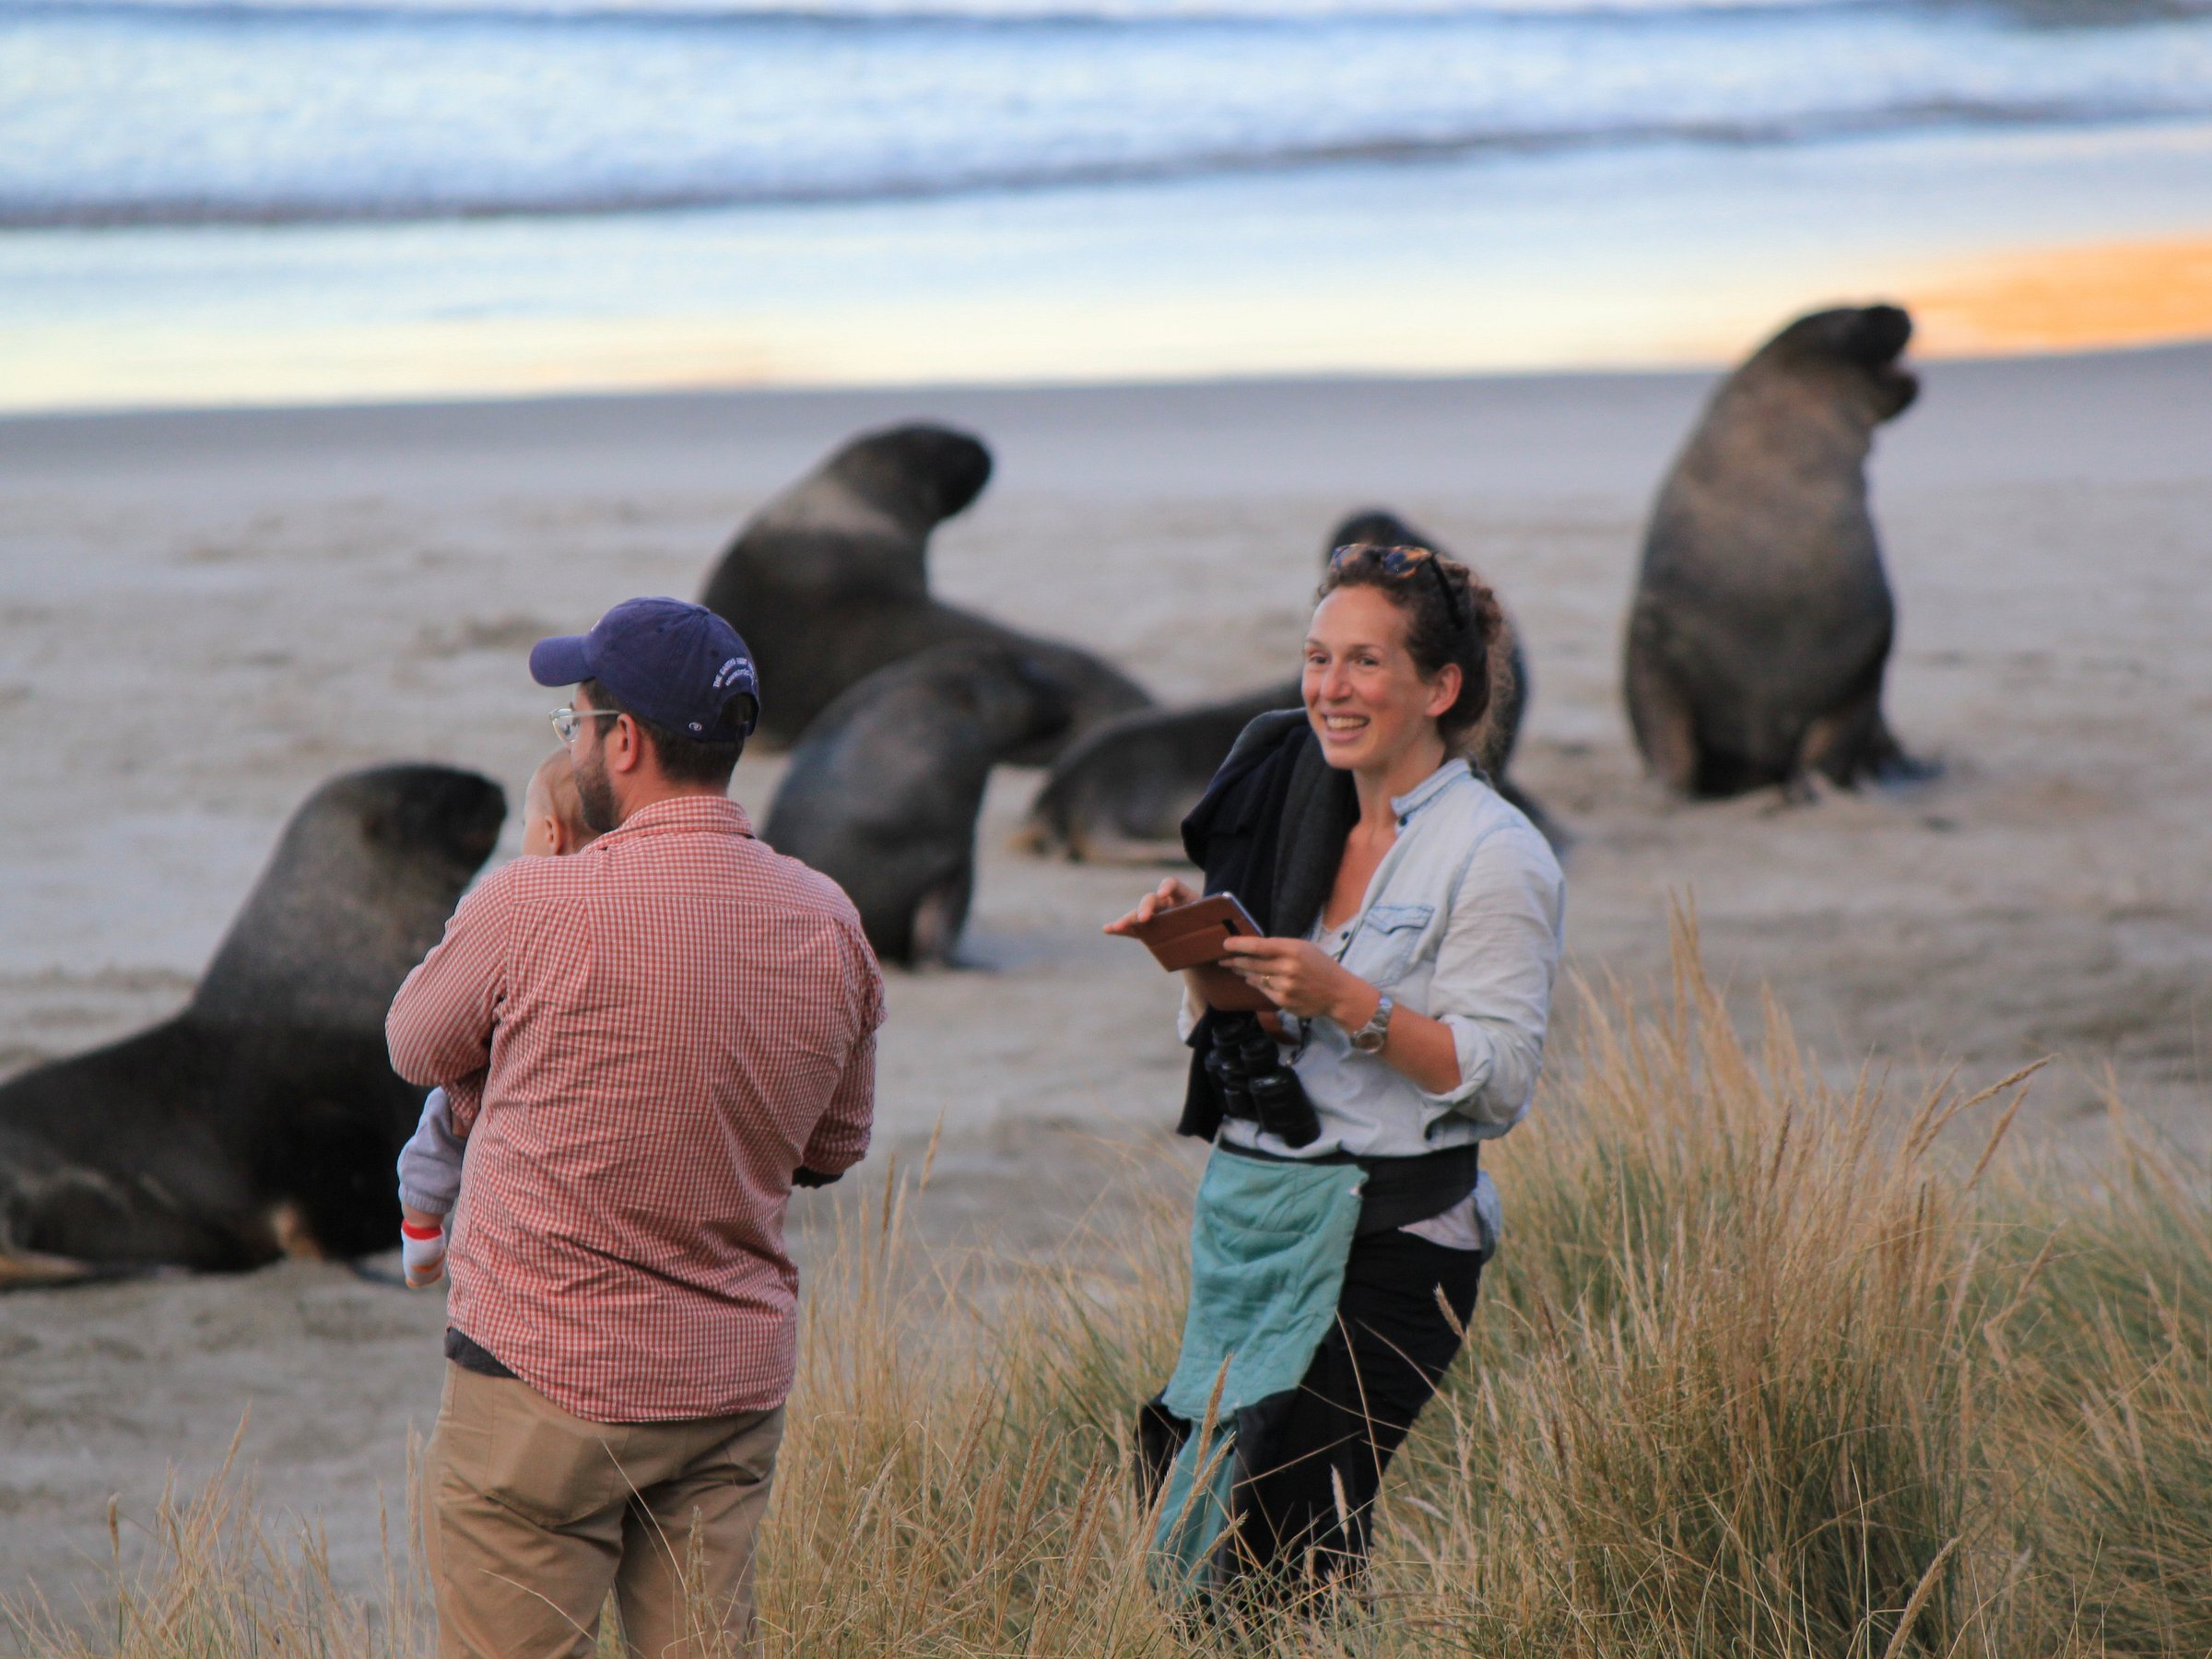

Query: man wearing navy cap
[[388, 597, 885, 1659]]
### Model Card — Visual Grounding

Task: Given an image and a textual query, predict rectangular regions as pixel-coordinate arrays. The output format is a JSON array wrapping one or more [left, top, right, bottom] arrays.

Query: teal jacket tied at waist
[[1149, 1146, 1366, 1591]]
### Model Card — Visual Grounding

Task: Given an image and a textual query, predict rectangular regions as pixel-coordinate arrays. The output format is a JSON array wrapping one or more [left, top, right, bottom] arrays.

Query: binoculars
[[1203, 1015, 1321, 1148]]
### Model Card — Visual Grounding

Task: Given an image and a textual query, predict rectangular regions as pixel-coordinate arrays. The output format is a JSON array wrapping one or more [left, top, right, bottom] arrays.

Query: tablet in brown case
[[1124, 893, 1274, 1013]]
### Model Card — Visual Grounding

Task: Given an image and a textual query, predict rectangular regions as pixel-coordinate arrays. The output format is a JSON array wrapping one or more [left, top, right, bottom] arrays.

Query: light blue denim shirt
[[1183, 759, 1565, 1160]]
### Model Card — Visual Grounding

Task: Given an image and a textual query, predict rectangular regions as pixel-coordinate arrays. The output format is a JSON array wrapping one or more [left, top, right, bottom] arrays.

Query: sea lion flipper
[[1625, 616, 1701, 794], [1866, 717, 1943, 787], [908, 869, 974, 969], [0, 1247, 130, 1292]]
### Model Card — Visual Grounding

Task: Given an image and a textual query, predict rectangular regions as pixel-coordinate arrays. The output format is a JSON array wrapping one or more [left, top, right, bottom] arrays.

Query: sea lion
[[1018, 509, 1549, 860], [764, 643, 1072, 965], [1014, 683, 1300, 864], [1625, 302, 1930, 797], [0, 765, 504, 1283], [699, 423, 1150, 759]]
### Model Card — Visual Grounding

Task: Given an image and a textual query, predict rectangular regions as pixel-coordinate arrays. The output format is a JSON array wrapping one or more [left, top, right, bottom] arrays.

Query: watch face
[[1351, 996, 1392, 1053]]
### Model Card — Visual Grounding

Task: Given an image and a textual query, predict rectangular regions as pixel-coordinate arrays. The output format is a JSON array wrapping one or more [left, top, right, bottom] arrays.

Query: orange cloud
[[1904, 237, 2212, 357]]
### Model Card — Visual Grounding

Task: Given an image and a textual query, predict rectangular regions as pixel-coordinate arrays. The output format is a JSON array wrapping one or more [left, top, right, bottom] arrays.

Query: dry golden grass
[[10, 923, 2209, 1657]]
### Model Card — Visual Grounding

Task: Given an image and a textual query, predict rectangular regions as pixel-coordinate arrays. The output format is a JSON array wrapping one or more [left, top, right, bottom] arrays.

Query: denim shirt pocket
[[1348, 901, 1436, 988]]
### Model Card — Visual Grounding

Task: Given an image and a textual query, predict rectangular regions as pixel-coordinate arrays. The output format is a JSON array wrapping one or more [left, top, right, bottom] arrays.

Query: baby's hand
[[400, 1207, 447, 1288]]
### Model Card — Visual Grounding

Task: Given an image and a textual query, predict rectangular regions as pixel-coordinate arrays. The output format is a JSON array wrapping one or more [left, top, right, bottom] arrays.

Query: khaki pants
[[424, 1364, 783, 1659]]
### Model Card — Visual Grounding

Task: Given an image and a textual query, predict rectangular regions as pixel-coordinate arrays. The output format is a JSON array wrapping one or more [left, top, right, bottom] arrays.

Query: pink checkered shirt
[[386, 794, 884, 1423]]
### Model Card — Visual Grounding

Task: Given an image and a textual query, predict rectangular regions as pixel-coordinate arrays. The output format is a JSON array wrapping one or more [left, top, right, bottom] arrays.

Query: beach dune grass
[[8, 930, 2208, 1657], [1426, 959, 1999, 1654]]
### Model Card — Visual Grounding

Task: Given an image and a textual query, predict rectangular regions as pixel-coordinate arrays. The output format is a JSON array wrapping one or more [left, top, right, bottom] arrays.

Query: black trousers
[[1143, 1227, 1483, 1599], [1238, 1228, 1481, 1585]]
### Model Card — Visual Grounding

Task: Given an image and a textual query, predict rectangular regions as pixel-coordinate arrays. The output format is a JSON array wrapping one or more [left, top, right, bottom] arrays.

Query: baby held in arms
[[395, 752, 599, 1288]]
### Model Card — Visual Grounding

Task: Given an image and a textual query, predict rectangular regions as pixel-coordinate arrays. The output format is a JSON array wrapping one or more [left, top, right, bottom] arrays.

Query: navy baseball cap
[[529, 597, 759, 741]]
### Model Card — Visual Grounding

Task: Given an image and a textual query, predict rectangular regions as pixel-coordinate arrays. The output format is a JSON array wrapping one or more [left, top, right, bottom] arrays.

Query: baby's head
[[520, 750, 601, 858]]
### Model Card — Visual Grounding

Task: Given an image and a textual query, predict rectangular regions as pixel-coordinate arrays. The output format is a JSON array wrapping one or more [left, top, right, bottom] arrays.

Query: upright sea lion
[[0, 765, 504, 1283], [699, 423, 1150, 759], [1018, 510, 1549, 860], [1625, 302, 1930, 797], [764, 643, 1071, 965]]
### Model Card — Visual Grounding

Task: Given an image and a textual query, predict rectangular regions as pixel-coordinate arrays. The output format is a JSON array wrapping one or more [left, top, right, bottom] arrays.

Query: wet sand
[[2, 345, 2207, 1606]]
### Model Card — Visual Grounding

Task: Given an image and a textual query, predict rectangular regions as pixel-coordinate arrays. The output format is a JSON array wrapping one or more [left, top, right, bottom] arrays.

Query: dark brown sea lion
[[698, 423, 1149, 759], [0, 765, 504, 1284], [1625, 302, 1932, 797], [1018, 509, 1549, 861], [763, 643, 1072, 965], [1015, 681, 1302, 864]]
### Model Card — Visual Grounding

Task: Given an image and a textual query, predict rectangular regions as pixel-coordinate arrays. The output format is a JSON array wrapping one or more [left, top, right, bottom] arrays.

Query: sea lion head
[[191, 764, 506, 1032], [1000, 652, 1079, 752], [1326, 509, 1427, 558], [903, 643, 1074, 755], [1758, 303, 1919, 424], [706, 422, 993, 614], [825, 424, 994, 531], [340, 764, 508, 886]]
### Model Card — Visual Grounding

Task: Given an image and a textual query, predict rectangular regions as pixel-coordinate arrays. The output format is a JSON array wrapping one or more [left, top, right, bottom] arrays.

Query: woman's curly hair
[[1317, 543, 1506, 748]]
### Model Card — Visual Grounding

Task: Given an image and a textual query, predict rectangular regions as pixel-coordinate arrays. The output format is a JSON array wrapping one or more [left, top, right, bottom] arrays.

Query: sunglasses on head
[[1327, 542, 1466, 632]]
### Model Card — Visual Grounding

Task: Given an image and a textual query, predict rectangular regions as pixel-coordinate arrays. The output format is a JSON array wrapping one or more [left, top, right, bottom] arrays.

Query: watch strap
[[1349, 993, 1394, 1053]]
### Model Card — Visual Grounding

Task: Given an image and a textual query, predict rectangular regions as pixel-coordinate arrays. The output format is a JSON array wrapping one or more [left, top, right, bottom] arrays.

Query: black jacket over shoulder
[[1173, 711, 1358, 1140]]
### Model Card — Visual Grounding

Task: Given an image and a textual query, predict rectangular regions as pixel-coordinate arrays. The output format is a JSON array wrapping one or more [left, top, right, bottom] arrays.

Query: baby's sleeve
[[395, 1087, 466, 1218]]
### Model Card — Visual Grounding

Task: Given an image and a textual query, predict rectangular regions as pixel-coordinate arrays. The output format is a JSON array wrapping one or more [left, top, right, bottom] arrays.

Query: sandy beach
[[3, 345, 2208, 1608]]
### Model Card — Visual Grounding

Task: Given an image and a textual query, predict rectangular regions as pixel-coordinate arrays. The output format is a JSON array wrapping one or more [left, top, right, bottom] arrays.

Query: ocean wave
[[20, 0, 2208, 19], [38, 0, 2206, 28], [1, 0, 1880, 23], [13, 0, 2202, 35], [5, 97, 2196, 229]]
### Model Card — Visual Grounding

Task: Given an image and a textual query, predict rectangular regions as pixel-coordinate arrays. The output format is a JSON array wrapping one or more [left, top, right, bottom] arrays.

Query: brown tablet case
[[1125, 895, 1274, 1013]]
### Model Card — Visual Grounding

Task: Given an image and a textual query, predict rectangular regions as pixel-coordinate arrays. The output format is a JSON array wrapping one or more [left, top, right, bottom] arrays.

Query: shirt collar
[[1390, 758, 1471, 823], [596, 794, 755, 844]]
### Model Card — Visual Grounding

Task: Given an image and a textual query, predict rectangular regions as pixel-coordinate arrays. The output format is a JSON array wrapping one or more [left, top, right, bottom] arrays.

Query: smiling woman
[[1102, 537, 1565, 1606]]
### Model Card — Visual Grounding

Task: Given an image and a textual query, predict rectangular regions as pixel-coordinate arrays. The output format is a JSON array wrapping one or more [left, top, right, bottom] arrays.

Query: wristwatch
[[1347, 994, 1394, 1053]]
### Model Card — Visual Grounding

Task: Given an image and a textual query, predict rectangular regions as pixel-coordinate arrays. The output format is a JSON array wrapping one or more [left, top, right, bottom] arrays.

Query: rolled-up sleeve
[[1418, 823, 1565, 1128], [386, 868, 513, 1097]]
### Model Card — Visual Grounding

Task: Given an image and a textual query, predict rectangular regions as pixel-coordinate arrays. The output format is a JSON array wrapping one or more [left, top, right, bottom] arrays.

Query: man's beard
[[572, 748, 618, 833]]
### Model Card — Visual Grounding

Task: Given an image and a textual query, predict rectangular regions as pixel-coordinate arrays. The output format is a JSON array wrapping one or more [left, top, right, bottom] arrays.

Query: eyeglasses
[[1327, 542, 1466, 632], [549, 705, 623, 745]]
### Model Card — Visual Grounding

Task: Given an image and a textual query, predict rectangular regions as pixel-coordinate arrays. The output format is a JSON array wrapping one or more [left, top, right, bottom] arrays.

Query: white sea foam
[[3, 0, 2208, 227], [3, 0, 1888, 18]]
